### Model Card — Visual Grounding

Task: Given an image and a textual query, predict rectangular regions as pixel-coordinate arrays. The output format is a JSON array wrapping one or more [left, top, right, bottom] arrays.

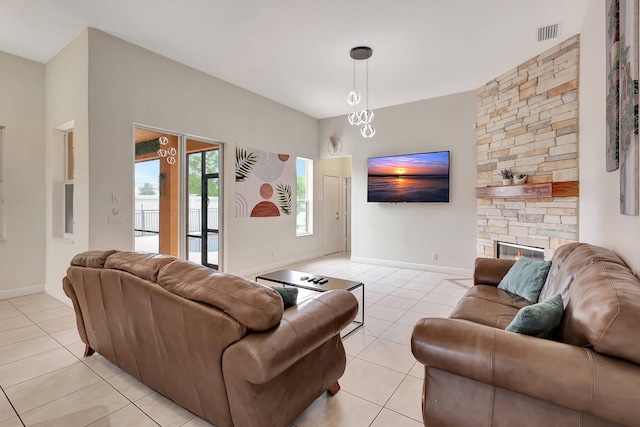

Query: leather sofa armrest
[[473, 257, 515, 286], [62, 275, 89, 346], [411, 317, 640, 426], [222, 290, 358, 384]]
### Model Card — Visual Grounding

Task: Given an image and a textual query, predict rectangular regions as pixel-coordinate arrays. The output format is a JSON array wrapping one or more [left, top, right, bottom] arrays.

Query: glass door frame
[[185, 145, 222, 270], [133, 125, 224, 270]]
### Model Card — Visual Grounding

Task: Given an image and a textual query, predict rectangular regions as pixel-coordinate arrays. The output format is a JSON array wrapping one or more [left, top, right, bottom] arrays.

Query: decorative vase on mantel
[[514, 174, 527, 185], [500, 169, 513, 186]]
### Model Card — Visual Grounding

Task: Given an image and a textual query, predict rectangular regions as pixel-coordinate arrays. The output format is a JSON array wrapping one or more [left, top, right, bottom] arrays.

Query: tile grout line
[[3, 297, 200, 425], [3, 299, 122, 422], [4, 297, 173, 426], [92, 377, 162, 427], [375, 369, 423, 425], [1, 385, 25, 427]]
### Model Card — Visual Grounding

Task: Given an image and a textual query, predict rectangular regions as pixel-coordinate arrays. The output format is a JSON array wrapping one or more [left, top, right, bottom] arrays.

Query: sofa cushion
[[463, 285, 533, 310], [559, 260, 640, 365], [71, 250, 117, 268], [450, 285, 530, 329], [271, 286, 298, 309], [498, 256, 552, 303], [157, 259, 283, 331], [538, 242, 629, 302], [104, 251, 175, 282], [505, 294, 564, 339]]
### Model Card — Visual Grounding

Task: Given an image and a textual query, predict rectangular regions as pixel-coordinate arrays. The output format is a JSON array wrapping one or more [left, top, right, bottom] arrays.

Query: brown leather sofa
[[63, 250, 358, 427], [411, 243, 640, 427]]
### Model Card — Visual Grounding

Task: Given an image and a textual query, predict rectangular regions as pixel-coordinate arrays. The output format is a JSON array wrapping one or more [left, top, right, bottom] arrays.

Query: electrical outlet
[[431, 253, 438, 261], [108, 214, 124, 224], [112, 193, 121, 204]]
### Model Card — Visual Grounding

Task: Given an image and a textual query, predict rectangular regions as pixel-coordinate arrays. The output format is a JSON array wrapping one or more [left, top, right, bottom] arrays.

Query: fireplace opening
[[496, 242, 545, 261]]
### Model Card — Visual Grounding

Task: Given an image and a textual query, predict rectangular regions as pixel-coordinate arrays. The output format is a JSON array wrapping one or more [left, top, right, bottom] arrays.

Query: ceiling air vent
[[537, 23, 560, 42]]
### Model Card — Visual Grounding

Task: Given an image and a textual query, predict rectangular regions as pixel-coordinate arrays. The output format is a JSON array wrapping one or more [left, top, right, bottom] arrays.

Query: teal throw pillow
[[505, 294, 564, 339], [271, 286, 298, 309], [497, 256, 552, 302]]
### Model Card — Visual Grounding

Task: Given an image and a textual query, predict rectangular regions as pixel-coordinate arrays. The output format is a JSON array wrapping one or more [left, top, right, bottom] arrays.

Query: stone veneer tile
[[476, 35, 579, 257]]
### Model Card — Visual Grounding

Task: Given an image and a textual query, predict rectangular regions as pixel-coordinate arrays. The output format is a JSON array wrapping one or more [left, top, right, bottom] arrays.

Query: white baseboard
[[44, 285, 72, 307], [231, 251, 325, 279], [350, 256, 473, 277], [0, 284, 45, 300], [234, 253, 473, 279]]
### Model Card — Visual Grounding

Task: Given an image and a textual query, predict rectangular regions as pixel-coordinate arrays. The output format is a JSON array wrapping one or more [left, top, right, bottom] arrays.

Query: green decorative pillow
[[497, 256, 552, 302], [505, 294, 564, 339], [271, 286, 298, 309]]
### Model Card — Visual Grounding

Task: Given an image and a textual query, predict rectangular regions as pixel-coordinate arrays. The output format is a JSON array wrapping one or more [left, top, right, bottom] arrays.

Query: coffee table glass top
[[255, 269, 363, 292]]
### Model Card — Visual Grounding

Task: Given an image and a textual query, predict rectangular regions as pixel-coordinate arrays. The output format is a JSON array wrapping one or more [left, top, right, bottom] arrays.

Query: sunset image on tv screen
[[367, 151, 449, 202]]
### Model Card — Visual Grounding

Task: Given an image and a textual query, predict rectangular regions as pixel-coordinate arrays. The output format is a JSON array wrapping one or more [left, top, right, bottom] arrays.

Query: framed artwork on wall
[[606, 0, 620, 172], [618, 0, 639, 216], [235, 145, 294, 218]]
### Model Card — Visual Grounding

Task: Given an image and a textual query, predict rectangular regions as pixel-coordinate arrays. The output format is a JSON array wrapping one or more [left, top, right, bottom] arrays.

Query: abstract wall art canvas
[[235, 145, 294, 218], [619, 0, 639, 215], [606, 0, 620, 172]]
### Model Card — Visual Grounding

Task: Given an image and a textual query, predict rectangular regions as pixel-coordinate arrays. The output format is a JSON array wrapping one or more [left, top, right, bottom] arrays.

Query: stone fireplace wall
[[476, 35, 579, 258]]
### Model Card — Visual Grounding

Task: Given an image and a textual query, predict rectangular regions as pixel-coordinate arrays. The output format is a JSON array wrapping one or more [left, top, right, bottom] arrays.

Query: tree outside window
[[188, 150, 219, 197]]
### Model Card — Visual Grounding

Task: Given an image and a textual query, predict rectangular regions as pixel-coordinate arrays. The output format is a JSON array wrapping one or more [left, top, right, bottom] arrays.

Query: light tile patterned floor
[[0, 252, 468, 426]]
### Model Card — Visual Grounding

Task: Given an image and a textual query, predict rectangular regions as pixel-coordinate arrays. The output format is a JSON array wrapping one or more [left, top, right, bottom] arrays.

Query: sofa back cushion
[[71, 250, 117, 268], [546, 243, 640, 365], [539, 243, 629, 301], [104, 251, 176, 282], [157, 259, 283, 331]]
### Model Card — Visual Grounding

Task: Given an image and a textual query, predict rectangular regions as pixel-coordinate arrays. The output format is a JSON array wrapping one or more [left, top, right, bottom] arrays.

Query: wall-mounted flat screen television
[[367, 151, 450, 203]]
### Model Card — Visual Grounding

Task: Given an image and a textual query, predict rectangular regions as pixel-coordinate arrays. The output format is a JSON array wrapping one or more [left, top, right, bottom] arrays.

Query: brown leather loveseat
[[411, 243, 640, 426], [63, 250, 358, 427]]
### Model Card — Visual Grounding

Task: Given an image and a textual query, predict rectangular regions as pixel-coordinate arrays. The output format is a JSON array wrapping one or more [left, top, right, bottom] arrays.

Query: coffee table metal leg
[[341, 283, 364, 338]]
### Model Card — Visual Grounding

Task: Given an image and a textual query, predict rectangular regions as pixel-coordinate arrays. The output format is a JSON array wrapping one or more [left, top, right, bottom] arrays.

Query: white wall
[[319, 92, 478, 273], [81, 29, 323, 280], [0, 51, 46, 298], [44, 30, 90, 301], [579, 0, 640, 275]]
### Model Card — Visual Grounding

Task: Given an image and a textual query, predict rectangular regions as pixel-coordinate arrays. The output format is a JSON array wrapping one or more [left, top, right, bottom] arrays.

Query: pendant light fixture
[[347, 46, 375, 138]]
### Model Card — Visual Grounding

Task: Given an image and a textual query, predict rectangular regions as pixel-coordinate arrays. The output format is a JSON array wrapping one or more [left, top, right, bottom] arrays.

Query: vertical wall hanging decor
[[235, 146, 293, 217], [606, 0, 620, 171], [618, 0, 639, 215]]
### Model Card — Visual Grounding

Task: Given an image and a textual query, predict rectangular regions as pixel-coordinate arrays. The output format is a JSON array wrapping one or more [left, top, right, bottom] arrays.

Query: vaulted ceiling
[[1, 0, 589, 119]]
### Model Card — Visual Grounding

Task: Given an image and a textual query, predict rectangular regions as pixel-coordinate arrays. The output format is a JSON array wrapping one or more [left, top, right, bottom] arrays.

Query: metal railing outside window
[[134, 208, 218, 237]]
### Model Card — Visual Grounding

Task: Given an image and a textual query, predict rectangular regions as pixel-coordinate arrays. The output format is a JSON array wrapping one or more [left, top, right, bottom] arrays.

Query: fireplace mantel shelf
[[476, 181, 579, 199]]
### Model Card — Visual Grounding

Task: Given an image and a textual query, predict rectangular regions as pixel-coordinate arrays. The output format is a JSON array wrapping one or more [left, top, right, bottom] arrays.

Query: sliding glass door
[[134, 128, 223, 270], [186, 143, 220, 269]]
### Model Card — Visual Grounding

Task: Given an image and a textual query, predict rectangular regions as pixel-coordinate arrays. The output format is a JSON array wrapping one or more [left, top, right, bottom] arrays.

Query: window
[[296, 157, 313, 236], [64, 130, 74, 236]]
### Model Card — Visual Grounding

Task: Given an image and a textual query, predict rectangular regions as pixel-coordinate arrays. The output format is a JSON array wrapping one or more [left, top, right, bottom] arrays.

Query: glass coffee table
[[256, 269, 364, 337]]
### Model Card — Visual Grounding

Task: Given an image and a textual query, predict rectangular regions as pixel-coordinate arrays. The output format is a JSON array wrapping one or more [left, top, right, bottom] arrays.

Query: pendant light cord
[[353, 58, 357, 92], [365, 59, 369, 110]]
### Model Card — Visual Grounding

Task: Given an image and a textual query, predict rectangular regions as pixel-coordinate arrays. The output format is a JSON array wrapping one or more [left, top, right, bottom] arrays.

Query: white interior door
[[323, 175, 341, 255]]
